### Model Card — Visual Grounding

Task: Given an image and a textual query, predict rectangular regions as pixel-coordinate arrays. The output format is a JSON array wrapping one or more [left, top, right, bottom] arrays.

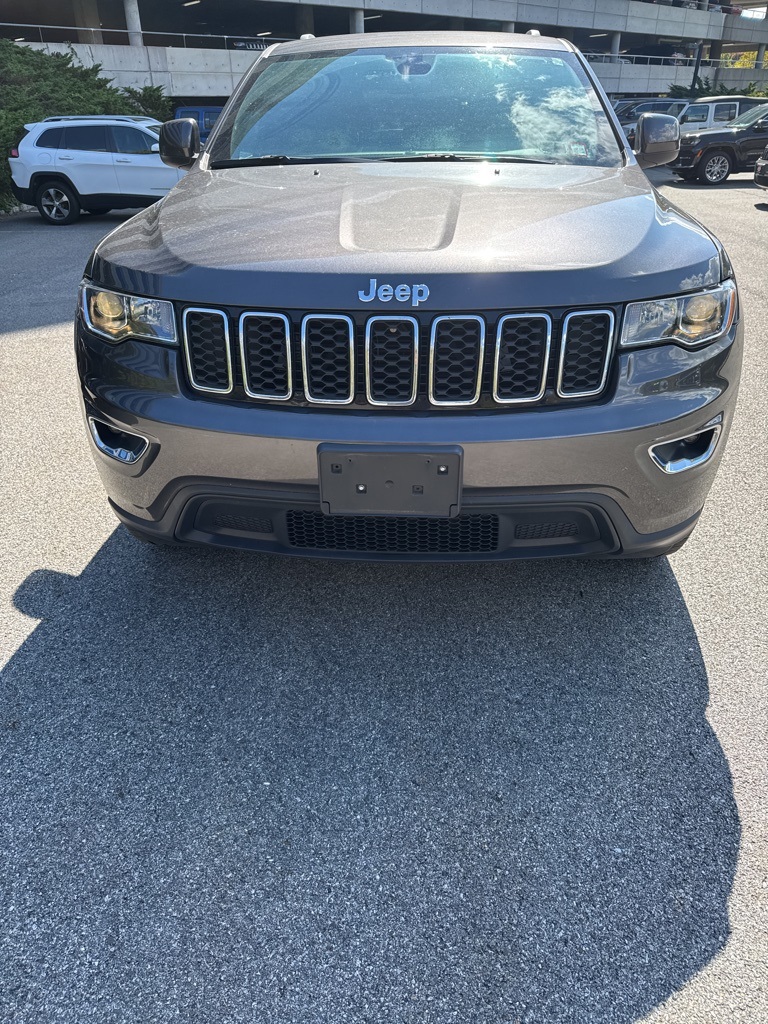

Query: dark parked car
[[76, 32, 742, 561], [755, 144, 768, 190], [672, 102, 768, 184]]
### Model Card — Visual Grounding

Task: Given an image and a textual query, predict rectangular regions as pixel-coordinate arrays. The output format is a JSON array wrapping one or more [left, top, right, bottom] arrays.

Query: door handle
[[58, 155, 74, 160], [115, 158, 132, 163]]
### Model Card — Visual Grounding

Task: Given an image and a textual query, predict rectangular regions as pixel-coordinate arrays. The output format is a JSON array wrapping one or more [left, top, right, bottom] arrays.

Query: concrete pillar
[[296, 6, 314, 37], [502, 22, 516, 33], [349, 9, 365, 34], [610, 31, 621, 63], [757, 43, 767, 68], [73, 0, 103, 44], [709, 41, 723, 61], [123, 0, 143, 47], [697, 1, 710, 10]]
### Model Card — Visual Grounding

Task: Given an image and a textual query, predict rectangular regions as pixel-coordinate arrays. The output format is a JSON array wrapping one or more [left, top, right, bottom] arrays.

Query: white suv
[[9, 116, 187, 225]]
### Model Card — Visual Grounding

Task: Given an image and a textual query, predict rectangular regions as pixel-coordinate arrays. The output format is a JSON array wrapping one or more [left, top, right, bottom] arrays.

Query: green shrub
[[0, 40, 172, 211]]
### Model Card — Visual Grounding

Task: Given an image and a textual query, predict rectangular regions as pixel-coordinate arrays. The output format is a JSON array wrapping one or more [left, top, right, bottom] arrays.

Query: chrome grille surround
[[179, 306, 617, 407], [238, 311, 293, 401], [493, 313, 552, 405], [557, 309, 616, 399], [300, 314, 355, 405], [365, 315, 419, 407], [428, 315, 486, 407], [182, 307, 233, 395]]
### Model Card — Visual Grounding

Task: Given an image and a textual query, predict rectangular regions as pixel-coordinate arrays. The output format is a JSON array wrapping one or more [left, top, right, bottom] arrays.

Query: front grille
[[213, 513, 274, 533], [301, 315, 354, 404], [366, 317, 418, 406], [240, 313, 291, 400], [180, 306, 616, 409], [429, 316, 485, 405], [557, 311, 615, 398], [182, 308, 232, 393], [286, 510, 499, 554]]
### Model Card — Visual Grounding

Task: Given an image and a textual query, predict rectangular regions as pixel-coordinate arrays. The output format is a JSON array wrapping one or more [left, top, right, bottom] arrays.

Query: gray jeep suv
[[76, 33, 742, 560]]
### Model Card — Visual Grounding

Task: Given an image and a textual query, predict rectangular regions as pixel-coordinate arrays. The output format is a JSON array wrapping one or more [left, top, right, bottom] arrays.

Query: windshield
[[728, 104, 768, 127], [207, 46, 623, 168]]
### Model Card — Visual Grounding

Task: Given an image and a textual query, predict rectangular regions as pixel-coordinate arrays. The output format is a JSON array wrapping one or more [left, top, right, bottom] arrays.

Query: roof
[[272, 30, 572, 56]]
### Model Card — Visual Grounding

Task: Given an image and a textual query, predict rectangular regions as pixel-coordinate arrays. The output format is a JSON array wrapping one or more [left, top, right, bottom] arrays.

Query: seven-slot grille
[[181, 308, 616, 408]]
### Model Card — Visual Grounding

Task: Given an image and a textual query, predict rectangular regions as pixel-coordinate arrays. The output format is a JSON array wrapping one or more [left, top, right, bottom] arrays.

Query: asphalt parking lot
[[0, 169, 766, 1024]]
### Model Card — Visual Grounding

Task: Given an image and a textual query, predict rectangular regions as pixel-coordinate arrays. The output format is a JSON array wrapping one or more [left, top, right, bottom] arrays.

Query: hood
[[89, 162, 722, 310], [681, 125, 744, 143]]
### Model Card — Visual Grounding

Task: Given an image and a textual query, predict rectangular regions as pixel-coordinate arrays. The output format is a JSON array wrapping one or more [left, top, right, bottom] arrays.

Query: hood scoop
[[339, 183, 461, 252]]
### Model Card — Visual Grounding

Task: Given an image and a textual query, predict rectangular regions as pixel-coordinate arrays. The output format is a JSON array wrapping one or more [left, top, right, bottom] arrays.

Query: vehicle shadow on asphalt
[[3, 530, 739, 1024]]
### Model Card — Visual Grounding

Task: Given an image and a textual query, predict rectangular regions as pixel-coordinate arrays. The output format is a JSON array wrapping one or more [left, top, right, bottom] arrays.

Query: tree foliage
[[0, 40, 172, 210], [668, 75, 768, 99]]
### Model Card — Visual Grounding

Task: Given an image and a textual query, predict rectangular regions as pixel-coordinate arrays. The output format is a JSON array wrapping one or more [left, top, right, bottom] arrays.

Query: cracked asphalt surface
[[0, 168, 766, 1023]]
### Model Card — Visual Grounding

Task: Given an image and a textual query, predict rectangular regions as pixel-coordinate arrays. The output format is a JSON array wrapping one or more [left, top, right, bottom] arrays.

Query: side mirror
[[150, 142, 160, 153], [159, 118, 200, 169], [634, 112, 680, 169], [754, 120, 768, 133]]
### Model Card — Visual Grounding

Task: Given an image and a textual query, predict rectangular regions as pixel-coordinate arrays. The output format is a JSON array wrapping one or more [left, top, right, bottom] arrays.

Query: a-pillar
[[296, 6, 315, 37], [610, 31, 621, 63], [349, 9, 365, 34], [73, 0, 103, 44], [123, 0, 143, 47]]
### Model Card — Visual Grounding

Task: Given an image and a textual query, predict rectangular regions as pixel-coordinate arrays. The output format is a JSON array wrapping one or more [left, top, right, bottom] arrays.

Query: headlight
[[620, 280, 736, 349], [80, 284, 177, 345]]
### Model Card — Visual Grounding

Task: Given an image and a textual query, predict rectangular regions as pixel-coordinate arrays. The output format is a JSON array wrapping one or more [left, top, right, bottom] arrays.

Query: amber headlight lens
[[621, 280, 736, 349], [80, 284, 177, 345]]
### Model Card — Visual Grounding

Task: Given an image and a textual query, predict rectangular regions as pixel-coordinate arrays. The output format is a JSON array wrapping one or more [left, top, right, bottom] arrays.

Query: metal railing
[[1, 22, 293, 50], [585, 51, 767, 69]]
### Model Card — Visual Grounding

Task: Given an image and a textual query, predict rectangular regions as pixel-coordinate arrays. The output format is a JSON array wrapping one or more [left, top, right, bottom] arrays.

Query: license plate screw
[[438, 465, 448, 474], [331, 463, 342, 474], [356, 484, 367, 493], [412, 485, 423, 495]]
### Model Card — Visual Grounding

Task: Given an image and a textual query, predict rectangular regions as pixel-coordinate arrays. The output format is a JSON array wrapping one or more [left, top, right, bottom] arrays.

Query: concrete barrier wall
[[22, 40, 768, 99]]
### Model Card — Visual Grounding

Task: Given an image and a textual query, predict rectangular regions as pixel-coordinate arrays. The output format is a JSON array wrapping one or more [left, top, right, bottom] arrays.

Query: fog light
[[649, 419, 722, 474]]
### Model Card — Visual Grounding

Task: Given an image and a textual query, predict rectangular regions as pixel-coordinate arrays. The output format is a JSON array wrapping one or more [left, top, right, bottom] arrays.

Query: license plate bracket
[[318, 445, 463, 518]]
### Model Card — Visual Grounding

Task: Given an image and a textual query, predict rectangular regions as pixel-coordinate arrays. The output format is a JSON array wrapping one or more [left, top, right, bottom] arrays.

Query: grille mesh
[[241, 314, 290, 399], [183, 310, 230, 391], [180, 308, 615, 407], [559, 312, 613, 397], [286, 510, 499, 554], [302, 317, 353, 403], [366, 318, 417, 405], [213, 514, 274, 534], [430, 318, 484, 405], [515, 521, 578, 540], [495, 316, 550, 402]]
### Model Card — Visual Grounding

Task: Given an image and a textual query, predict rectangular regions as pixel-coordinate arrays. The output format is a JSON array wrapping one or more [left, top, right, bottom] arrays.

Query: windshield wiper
[[209, 155, 348, 168], [381, 153, 558, 164]]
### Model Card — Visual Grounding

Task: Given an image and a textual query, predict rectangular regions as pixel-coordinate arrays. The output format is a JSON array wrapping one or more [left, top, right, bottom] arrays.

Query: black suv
[[672, 102, 768, 184]]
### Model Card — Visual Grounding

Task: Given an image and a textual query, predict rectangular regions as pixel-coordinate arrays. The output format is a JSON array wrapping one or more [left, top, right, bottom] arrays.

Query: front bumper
[[76, 316, 743, 560], [755, 160, 768, 190]]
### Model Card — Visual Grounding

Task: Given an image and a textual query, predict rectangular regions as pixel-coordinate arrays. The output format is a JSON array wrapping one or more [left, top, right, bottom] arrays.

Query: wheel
[[697, 150, 732, 185], [35, 180, 80, 225], [84, 206, 112, 215]]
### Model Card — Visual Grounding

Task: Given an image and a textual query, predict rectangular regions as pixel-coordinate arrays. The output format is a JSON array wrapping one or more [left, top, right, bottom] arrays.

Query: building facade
[[3, 0, 768, 99]]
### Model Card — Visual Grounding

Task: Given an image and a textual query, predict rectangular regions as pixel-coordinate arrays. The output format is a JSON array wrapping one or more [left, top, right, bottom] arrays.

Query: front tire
[[697, 150, 732, 185], [35, 181, 80, 225]]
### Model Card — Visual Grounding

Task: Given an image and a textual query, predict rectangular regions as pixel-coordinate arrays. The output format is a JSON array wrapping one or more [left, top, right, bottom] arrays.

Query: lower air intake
[[286, 510, 499, 553]]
